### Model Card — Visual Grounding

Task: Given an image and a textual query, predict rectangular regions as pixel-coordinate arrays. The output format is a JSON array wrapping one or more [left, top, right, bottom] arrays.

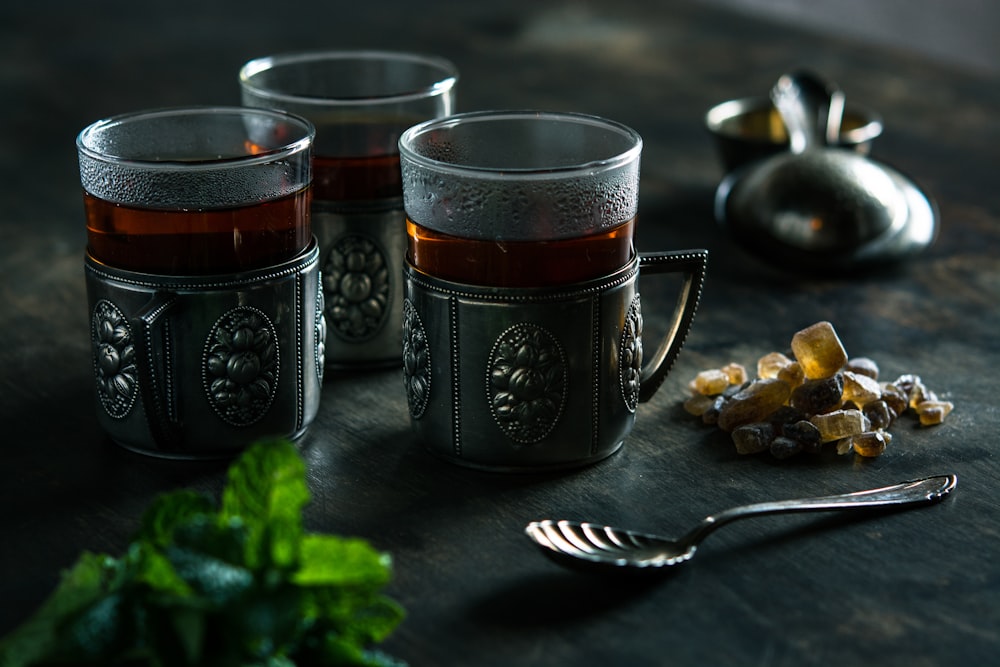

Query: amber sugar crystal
[[810, 409, 870, 443], [717, 379, 792, 432], [757, 352, 793, 379], [690, 369, 731, 396], [847, 430, 892, 458], [790, 321, 848, 379], [917, 400, 954, 426], [721, 363, 748, 385], [842, 370, 881, 406]]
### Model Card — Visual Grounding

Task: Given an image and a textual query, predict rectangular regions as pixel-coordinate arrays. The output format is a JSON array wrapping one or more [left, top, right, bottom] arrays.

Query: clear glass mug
[[399, 110, 708, 471], [78, 107, 324, 458], [239, 51, 458, 369]]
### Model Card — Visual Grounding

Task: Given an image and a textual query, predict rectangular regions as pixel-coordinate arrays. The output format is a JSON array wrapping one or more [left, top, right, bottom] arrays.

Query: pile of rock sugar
[[683, 321, 954, 460]]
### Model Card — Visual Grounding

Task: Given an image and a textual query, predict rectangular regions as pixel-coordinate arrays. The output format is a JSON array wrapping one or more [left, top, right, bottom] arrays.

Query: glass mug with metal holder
[[399, 110, 708, 471], [79, 107, 325, 458], [240, 50, 458, 369]]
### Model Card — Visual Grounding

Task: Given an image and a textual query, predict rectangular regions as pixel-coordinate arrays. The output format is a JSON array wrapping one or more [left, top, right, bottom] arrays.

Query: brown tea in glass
[[406, 217, 635, 287], [400, 111, 643, 289], [84, 188, 311, 275], [308, 118, 412, 203], [77, 107, 314, 276]]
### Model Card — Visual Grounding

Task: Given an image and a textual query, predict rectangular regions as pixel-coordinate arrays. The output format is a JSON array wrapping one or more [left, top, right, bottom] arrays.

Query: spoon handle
[[681, 475, 957, 549], [770, 70, 845, 153]]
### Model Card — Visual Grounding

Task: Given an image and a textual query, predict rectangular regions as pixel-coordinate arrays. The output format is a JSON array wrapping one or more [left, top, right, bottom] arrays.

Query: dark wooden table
[[2, 1, 998, 665]]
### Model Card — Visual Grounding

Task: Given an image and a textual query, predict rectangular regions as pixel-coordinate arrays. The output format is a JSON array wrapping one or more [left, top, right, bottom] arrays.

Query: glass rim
[[76, 106, 315, 171], [238, 50, 460, 107], [398, 110, 643, 180]]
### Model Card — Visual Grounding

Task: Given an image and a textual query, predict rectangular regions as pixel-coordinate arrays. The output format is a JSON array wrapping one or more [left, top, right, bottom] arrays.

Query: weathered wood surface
[[1, 1, 997, 665]]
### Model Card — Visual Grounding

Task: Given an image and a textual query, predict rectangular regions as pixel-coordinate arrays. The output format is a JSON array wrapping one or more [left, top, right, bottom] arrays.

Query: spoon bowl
[[526, 475, 957, 574], [727, 148, 905, 251], [716, 152, 938, 270]]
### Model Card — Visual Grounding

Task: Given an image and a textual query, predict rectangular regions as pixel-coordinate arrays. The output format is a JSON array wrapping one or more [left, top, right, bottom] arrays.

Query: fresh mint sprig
[[0, 439, 405, 667]]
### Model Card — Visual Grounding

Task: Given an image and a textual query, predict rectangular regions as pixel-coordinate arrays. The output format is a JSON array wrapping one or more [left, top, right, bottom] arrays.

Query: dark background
[[4, 0, 996, 245], [702, 0, 998, 76]]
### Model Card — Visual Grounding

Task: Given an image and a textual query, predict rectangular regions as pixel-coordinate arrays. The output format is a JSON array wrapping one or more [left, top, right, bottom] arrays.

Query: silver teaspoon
[[525, 475, 956, 574]]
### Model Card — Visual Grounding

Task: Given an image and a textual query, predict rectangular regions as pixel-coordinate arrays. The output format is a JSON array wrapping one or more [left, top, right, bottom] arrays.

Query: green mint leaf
[[173, 515, 249, 567], [226, 585, 304, 660], [59, 592, 131, 661], [303, 633, 408, 667], [135, 489, 214, 550], [293, 535, 392, 588], [358, 648, 409, 667], [166, 545, 255, 607], [344, 595, 406, 648], [294, 536, 404, 652], [125, 491, 228, 605], [0, 552, 116, 667], [221, 439, 310, 570], [127, 542, 193, 598]]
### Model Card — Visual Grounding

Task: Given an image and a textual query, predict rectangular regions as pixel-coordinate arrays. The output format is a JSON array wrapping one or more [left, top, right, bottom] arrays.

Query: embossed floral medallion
[[92, 299, 138, 419], [620, 295, 643, 412], [204, 306, 278, 426], [488, 323, 567, 444], [402, 299, 430, 419], [323, 234, 390, 342]]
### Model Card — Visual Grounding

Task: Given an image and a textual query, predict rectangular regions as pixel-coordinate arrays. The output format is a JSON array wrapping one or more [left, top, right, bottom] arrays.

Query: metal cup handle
[[637, 249, 709, 403], [131, 291, 181, 450]]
